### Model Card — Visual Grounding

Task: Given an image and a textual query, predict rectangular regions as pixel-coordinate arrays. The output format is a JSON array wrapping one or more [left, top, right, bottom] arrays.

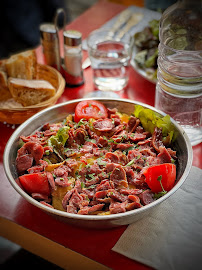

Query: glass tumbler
[[87, 28, 133, 92]]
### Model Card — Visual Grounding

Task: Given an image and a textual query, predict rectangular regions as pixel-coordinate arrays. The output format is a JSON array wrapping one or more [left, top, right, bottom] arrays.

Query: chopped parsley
[[88, 173, 96, 179], [45, 150, 50, 155], [81, 182, 85, 189], [154, 175, 167, 199], [125, 158, 136, 167]]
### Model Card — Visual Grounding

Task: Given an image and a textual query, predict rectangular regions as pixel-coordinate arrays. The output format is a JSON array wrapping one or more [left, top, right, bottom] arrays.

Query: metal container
[[3, 98, 193, 228], [62, 30, 84, 86], [40, 23, 61, 70]]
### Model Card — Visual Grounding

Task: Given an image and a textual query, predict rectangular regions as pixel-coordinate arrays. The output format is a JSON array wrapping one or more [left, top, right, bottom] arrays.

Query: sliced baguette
[[0, 71, 12, 101], [8, 78, 56, 107], [5, 50, 37, 80]]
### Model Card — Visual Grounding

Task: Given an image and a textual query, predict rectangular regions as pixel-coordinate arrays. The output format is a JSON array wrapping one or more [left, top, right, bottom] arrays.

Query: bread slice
[[0, 70, 12, 101], [5, 50, 37, 80], [8, 78, 56, 106], [0, 59, 7, 72]]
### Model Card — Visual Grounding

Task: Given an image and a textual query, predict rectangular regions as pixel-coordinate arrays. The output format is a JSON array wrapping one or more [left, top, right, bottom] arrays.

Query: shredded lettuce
[[47, 126, 70, 162], [134, 105, 177, 143], [48, 126, 70, 152], [49, 126, 70, 146], [149, 19, 159, 38]]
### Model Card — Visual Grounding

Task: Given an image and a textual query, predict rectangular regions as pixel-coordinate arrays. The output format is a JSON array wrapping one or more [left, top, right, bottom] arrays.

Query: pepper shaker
[[40, 8, 66, 71], [40, 23, 61, 70], [62, 30, 84, 86]]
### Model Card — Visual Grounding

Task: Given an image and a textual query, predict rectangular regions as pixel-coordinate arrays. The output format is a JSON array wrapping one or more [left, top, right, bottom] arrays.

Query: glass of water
[[87, 28, 133, 92]]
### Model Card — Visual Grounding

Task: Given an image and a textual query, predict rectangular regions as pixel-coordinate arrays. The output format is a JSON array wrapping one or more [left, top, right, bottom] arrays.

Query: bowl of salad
[[3, 98, 192, 228], [131, 19, 160, 83]]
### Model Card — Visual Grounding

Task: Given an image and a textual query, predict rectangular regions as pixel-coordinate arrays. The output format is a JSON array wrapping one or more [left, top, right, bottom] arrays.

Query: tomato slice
[[143, 163, 176, 193], [74, 100, 108, 122], [19, 172, 50, 196]]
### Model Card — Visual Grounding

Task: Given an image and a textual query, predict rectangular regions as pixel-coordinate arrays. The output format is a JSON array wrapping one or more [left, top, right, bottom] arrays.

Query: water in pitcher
[[155, 0, 202, 146], [155, 47, 202, 146]]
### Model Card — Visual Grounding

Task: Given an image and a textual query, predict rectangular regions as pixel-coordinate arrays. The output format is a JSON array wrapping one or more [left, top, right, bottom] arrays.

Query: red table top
[[0, 1, 201, 269]]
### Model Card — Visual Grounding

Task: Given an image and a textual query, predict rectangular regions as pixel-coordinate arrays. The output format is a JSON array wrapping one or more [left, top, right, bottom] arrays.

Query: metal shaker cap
[[40, 23, 57, 41], [63, 30, 82, 46]]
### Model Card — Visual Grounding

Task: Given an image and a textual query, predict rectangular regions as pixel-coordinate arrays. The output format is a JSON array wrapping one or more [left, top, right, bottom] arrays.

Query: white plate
[[130, 58, 157, 84]]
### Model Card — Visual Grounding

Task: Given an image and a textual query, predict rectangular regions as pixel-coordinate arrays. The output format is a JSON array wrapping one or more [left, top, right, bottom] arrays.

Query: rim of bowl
[[3, 98, 193, 222]]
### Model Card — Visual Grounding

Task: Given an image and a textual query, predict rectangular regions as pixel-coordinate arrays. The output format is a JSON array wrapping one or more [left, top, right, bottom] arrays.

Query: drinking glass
[[87, 28, 133, 93]]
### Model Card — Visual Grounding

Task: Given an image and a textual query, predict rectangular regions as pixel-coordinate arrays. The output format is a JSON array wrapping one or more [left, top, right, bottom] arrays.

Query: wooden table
[[0, 1, 201, 269]]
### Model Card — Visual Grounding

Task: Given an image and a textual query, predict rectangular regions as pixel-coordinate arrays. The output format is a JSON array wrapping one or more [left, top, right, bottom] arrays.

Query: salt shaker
[[40, 23, 61, 70], [63, 30, 84, 86]]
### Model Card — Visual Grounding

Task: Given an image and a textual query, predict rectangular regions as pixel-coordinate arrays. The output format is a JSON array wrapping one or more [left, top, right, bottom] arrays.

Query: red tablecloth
[[0, 1, 201, 269]]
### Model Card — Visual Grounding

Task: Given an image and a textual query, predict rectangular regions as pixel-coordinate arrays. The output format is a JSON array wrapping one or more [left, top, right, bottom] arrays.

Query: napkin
[[112, 166, 202, 270]]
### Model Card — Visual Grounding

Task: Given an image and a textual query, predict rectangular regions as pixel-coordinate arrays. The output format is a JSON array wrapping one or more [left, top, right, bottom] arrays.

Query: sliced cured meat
[[105, 152, 119, 163], [17, 141, 44, 164], [44, 130, 57, 137], [124, 167, 135, 184], [139, 190, 154, 205], [105, 163, 116, 173], [54, 165, 69, 177], [16, 154, 33, 173], [65, 159, 78, 171], [112, 124, 125, 135], [140, 148, 156, 157], [126, 201, 142, 210], [88, 203, 104, 213], [95, 190, 108, 199], [74, 180, 82, 193], [127, 149, 142, 161], [107, 107, 117, 116], [31, 193, 49, 200], [55, 177, 69, 187], [41, 123, 50, 131], [110, 164, 128, 188], [27, 164, 44, 174], [74, 128, 87, 145], [107, 189, 127, 202], [97, 136, 108, 147], [96, 180, 111, 192], [93, 119, 114, 132], [128, 133, 146, 142], [64, 189, 84, 213], [109, 200, 127, 214], [78, 203, 104, 215], [46, 172, 56, 191], [128, 116, 140, 133], [151, 127, 163, 152], [157, 146, 172, 163], [137, 137, 152, 145], [167, 148, 177, 159], [40, 201, 54, 208], [62, 189, 74, 209], [115, 143, 134, 150], [85, 176, 100, 187], [120, 188, 143, 195], [146, 156, 161, 166], [111, 114, 121, 126], [66, 205, 77, 214], [128, 194, 140, 203]]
